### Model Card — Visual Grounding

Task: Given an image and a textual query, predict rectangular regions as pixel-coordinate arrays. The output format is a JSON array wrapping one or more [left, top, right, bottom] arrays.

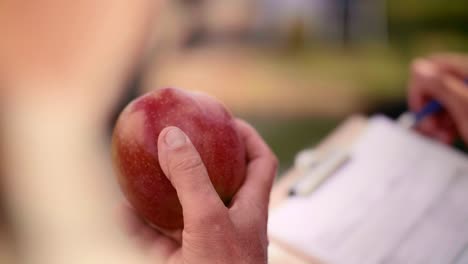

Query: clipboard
[[268, 115, 368, 264], [268, 115, 468, 264]]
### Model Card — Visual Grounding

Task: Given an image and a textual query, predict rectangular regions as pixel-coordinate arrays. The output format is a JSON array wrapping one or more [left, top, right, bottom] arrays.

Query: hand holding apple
[[112, 88, 248, 229], [120, 119, 278, 264]]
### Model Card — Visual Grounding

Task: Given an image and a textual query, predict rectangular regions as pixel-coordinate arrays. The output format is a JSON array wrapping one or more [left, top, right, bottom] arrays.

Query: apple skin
[[112, 88, 247, 230]]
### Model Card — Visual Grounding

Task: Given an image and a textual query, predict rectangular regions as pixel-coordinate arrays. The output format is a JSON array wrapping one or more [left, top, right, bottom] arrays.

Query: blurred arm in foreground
[[0, 1, 158, 263]]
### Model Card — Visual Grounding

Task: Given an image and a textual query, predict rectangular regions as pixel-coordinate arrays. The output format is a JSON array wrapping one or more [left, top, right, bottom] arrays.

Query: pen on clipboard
[[288, 149, 350, 197], [398, 79, 468, 128]]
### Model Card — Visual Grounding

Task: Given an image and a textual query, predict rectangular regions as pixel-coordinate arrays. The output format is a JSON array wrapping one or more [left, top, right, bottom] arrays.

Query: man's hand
[[121, 119, 278, 264], [408, 53, 468, 144]]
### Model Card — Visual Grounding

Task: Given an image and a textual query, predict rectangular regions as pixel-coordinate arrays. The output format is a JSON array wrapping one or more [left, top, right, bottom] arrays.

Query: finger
[[416, 117, 438, 137], [409, 59, 446, 100], [416, 112, 458, 145], [429, 115, 457, 145], [435, 112, 458, 140], [157, 127, 227, 227], [230, 120, 278, 218], [441, 75, 468, 139], [408, 59, 432, 112], [429, 53, 468, 77], [121, 202, 183, 244], [118, 203, 179, 260], [117, 202, 147, 237], [433, 129, 457, 145], [409, 59, 463, 116]]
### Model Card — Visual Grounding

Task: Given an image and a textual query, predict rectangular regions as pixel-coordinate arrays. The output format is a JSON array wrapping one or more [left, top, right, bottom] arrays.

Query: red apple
[[112, 88, 247, 230]]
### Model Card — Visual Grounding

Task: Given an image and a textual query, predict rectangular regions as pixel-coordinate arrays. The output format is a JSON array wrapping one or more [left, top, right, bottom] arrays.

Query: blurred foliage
[[388, 0, 468, 56], [272, 45, 408, 101], [148, 0, 468, 170], [389, 0, 468, 35], [298, 0, 468, 106], [252, 0, 468, 169]]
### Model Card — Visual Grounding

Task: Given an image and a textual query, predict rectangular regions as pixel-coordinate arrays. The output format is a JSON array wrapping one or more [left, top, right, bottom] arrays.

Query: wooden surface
[[268, 115, 368, 264]]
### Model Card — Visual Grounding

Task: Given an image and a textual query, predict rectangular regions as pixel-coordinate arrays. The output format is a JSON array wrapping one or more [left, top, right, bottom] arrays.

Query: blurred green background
[[131, 0, 468, 172]]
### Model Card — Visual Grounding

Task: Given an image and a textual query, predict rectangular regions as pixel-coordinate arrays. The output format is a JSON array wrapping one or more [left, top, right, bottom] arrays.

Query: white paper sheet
[[268, 116, 468, 264]]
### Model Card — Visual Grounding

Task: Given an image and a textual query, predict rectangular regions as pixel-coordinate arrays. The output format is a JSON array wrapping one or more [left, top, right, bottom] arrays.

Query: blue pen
[[398, 79, 468, 128], [414, 100, 443, 124]]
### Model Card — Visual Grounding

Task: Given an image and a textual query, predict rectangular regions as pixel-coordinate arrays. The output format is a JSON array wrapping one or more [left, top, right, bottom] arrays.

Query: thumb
[[157, 127, 226, 226]]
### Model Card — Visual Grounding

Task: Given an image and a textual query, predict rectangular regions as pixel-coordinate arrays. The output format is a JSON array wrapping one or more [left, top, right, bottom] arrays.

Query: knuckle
[[265, 152, 279, 173], [186, 206, 229, 230], [202, 208, 227, 225], [252, 208, 268, 226], [270, 154, 279, 172], [171, 155, 204, 174], [255, 153, 278, 187], [241, 200, 268, 224]]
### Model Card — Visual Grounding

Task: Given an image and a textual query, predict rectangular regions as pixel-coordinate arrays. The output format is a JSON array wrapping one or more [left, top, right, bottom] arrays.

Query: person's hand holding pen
[[407, 53, 468, 145]]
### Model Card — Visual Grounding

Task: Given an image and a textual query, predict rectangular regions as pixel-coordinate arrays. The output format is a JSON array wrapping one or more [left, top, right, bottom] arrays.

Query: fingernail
[[165, 127, 187, 149]]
